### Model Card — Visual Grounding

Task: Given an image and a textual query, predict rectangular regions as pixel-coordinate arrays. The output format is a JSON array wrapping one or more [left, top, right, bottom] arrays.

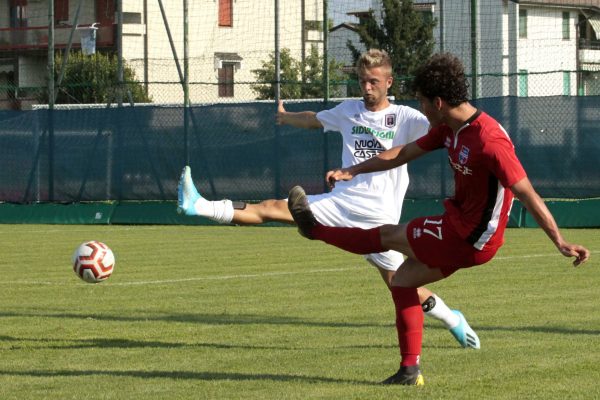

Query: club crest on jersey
[[385, 114, 396, 128], [459, 145, 470, 165], [444, 136, 452, 148]]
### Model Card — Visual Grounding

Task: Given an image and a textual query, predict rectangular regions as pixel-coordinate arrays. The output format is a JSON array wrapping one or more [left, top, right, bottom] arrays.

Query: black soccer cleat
[[381, 365, 425, 386], [287, 185, 317, 239]]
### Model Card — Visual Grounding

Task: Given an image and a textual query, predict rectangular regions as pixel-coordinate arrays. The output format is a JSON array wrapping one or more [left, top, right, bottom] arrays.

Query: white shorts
[[305, 192, 405, 271]]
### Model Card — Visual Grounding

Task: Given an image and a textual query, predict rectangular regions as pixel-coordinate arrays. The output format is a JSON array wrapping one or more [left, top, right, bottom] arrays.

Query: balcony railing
[[579, 38, 600, 50], [0, 25, 114, 51]]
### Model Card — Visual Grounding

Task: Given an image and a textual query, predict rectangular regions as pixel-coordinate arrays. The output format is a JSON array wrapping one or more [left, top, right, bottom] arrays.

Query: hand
[[557, 242, 590, 267], [275, 100, 286, 125], [326, 168, 355, 190]]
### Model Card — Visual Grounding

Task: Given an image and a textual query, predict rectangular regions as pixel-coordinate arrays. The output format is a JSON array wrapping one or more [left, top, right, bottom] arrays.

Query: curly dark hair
[[411, 53, 470, 106]]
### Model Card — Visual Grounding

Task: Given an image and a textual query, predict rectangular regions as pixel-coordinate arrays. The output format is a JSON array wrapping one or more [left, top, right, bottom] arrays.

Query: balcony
[[0, 24, 114, 51], [579, 38, 600, 51]]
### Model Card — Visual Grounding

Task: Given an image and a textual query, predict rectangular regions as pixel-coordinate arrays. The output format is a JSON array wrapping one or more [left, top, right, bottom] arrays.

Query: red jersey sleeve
[[483, 136, 527, 188], [415, 125, 447, 151]]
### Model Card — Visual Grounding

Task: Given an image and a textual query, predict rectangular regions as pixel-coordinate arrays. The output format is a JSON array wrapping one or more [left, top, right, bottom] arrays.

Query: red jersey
[[416, 110, 527, 251]]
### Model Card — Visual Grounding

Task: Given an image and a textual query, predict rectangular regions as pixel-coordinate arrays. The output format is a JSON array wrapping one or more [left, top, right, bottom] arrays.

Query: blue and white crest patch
[[459, 145, 470, 165]]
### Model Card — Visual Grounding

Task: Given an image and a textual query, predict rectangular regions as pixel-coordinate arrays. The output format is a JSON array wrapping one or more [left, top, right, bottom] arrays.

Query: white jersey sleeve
[[315, 102, 348, 133]]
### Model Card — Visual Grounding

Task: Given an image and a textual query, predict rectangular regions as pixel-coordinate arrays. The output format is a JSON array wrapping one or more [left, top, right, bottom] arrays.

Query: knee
[[379, 224, 403, 243]]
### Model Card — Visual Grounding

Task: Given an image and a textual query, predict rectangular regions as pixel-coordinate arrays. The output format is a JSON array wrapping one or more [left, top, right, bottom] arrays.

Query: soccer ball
[[72, 241, 115, 283]]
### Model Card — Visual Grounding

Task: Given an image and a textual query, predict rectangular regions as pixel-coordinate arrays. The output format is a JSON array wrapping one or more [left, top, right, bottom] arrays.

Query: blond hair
[[356, 49, 393, 75]]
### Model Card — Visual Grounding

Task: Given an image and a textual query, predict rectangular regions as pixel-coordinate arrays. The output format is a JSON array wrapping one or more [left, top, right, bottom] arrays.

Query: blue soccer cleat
[[177, 166, 201, 216], [449, 310, 480, 349]]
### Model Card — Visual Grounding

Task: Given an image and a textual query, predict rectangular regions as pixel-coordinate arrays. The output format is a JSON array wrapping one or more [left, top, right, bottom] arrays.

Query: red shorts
[[407, 215, 499, 277]]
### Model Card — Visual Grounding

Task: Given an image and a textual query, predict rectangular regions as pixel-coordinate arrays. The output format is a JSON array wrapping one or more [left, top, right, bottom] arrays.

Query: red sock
[[391, 286, 423, 367], [311, 224, 386, 254]]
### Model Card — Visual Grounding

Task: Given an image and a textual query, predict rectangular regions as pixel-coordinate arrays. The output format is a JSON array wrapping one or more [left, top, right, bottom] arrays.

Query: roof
[[513, 0, 600, 11], [346, 10, 371, 17], [214, 52, 243, 61], [330, 22, 359, 33]]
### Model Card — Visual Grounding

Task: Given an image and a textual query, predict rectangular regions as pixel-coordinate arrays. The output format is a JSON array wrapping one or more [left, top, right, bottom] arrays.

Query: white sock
[[193, 197, 234, 224], [424, 294, 460, 329]]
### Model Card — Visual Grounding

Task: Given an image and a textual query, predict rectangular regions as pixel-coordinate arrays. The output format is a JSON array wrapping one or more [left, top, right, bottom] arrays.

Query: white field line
[[1, 251, 594, 287], [0, 267, 355, 286]]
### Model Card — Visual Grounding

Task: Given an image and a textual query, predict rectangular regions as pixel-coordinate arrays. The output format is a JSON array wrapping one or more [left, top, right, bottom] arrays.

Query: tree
[[251, 45, 345, 99], [44, 51, 151, 104], [347, 0, 437, 99]]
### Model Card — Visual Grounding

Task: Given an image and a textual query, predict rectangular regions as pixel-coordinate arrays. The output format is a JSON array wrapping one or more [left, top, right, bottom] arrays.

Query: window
[[218, 64, 234, 97], [123, 12, 142, 24], [304, 20, 322, 32], [518, 70, 528, 97], [96, 0, 115, 26], [10, 3, 27, 28], [519, 9, 527, 38], [563, 71, 571, 95], [562, 12, 570, 40], [55, 0, 69, 23], [219, 0, 233, 27]]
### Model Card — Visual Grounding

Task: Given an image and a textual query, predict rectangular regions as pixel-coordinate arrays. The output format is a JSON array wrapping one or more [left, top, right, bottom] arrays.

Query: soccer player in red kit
[[287, 53, 590, 386]]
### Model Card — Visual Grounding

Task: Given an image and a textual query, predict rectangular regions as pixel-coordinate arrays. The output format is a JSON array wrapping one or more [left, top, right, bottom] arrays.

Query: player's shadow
[[0, 369, 373, 385], [0, 310, 390, 329], [0, 335, 286, 351], [0, 334, 397, 352], [467, 324, 600, 336], [2, 311, 599, 337]]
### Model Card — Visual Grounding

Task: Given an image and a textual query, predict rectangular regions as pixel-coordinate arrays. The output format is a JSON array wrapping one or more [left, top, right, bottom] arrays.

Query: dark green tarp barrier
[[2, 199, 597, 227]]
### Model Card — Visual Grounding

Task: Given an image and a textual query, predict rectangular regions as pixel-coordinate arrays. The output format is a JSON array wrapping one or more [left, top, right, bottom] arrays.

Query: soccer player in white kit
[[177, 49, 479, 349]]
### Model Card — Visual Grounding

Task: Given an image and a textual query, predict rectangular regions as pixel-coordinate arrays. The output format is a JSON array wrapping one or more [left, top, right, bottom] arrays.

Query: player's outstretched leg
[[176, 166, 235, 223], [381, 365, 424, 386], [177, 166, 201, 216], [449, 310, 480, 349]]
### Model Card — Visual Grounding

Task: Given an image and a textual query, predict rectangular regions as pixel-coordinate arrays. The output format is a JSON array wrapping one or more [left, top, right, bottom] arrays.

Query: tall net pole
[[183, 0, 190, 165], [47, 0, 55, 201], [273, 0, 281, 198], [470, 0, 478, 99], [116, 0, 124, 107], [322, 0, 329, 193]]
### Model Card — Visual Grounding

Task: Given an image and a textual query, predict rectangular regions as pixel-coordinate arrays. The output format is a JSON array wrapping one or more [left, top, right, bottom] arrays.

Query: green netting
[[0, 97, 599, 204]]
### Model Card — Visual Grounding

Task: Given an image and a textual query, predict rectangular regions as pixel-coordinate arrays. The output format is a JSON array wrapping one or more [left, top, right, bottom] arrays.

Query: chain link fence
[[1, 95, 598, 203], [1, 1, 600, 203]]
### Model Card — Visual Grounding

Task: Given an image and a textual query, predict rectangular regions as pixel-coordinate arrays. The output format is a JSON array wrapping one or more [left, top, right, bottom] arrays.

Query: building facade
[[0, 0, 325, 108], [328, 0, 600, 98]]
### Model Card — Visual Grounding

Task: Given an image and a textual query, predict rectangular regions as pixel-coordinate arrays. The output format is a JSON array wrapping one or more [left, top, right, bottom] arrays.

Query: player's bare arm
[[511, 177, 590, 266], [275, 100, 323, 129], [326, 141, 427, 188]]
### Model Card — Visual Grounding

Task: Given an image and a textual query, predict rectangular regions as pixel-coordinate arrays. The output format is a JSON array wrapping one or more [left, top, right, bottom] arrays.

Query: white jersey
[[315, 100, 429, 224]]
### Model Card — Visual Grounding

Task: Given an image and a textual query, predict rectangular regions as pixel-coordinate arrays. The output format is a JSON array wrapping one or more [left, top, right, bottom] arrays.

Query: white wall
[[18, 55, 46, 88], [433, 0, 579, 98], [516, 6, 577, 97], [134, 0, 324, 103]]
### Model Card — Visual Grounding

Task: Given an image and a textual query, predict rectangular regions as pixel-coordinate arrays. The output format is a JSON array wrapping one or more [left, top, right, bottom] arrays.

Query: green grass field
[[0, 225, 597, 399]]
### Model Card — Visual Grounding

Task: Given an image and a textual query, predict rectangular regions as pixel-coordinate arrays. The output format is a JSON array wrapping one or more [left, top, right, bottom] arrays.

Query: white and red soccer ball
[[72, 241, 115, 283]]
